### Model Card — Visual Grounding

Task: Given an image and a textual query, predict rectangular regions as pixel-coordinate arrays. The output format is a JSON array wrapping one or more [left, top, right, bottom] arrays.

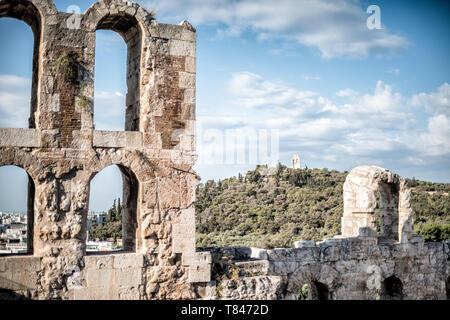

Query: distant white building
[[292, 154, 301, 169], [86, 240, 118, 252]]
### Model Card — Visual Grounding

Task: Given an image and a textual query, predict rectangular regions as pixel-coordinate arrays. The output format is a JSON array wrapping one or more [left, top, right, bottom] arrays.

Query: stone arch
[[310, 281, 330, 300], [82, 0, 153, 37], [0, 164, 36, 255], [0, 0, 51, 128], [0, 148, 43, 183], [87, 163, 140, 253], [83, 1, 154, 132], [341, 166, 414, 243], [295, 280, 330, 300], [380, 275, 403, 300]]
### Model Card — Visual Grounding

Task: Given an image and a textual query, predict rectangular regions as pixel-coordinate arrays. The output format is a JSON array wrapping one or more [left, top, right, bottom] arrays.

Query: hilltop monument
[[292, 154, 301, 169]]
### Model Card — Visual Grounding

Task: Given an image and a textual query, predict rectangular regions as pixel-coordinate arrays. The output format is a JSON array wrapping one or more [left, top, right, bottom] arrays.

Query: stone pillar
[[341, 166, 415, 243]]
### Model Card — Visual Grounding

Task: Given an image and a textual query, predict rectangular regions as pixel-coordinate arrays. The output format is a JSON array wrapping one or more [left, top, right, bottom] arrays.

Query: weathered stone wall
[[200, 238, 449, 300], [0, 0, 210, 300]]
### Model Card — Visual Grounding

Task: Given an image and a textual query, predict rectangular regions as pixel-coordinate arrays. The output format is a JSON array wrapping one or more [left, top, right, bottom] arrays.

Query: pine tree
[[117, 197, 122, 221]]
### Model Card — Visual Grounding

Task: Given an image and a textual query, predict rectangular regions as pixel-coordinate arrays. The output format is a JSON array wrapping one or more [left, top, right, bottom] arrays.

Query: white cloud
[[409, 82, 450, 116], [94, 90, 126, 130], [146, 0, 409, 59], [336, 88, 358, 97], [228, 72, 325, 117], [198, 72, 450, 178], [417, 114, 450, 156], [0, 74, 31, 128], [406, 83, 450, 156]]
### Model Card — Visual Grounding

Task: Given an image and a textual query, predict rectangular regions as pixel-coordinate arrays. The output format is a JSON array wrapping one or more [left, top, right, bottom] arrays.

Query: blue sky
[[0, 0, 449, 212]]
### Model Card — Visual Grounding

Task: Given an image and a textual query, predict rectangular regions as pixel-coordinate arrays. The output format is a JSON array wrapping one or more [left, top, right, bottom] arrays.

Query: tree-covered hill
[[195, 164, 450, 248]]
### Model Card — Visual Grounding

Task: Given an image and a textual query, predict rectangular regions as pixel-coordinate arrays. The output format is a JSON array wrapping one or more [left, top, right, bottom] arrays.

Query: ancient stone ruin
[[0, 0, 448, 300], [203, 166, 449, 300], [0, 0, 210, 299], [291, 154, 300, 169]]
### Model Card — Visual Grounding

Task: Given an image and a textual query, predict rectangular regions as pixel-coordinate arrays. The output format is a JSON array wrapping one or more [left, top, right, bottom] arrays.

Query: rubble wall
[[200, 238, 450, 300]]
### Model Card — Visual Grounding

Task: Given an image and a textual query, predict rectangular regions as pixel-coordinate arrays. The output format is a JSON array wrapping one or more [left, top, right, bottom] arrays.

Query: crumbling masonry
[[0, 0, 448, 300], [0, 0, 210, 299]]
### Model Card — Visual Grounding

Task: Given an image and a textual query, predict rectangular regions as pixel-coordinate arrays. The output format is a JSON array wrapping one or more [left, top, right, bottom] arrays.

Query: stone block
[[183, 88, 196, 104], [150, 23, 197, 42], [266, 247, 319, 262], [143, 133, 162, 149], [179, 134, 195, 152], [172, 222, 196, 238], [172, 236, 195, 255], [84, 255, 112, 270], [0, 128, 41, 147], [294, 240, 316, 248], [169, 39, 195, 57], [71, 288, 89, 300], [179, 72, 195, 89], [185, 56, 196, 73], [0, 270, 39, 291], [113, 253, 144, 269], [86, 268, 114, 288], [269, 261, 298, 275], [195, 281, 217, 300], [232, 247, 252, 260], [113, 268, 142, 286], [118, 286, 141, 299], [93, 130, 143, 148], [250, 248, 268, 260], [189, 263, 211, 283], [182, 252, 212, 266], [358, 227, 377, 237], [321, 246, 340, 262]]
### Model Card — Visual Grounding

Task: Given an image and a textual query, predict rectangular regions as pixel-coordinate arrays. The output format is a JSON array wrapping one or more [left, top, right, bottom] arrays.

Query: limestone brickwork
[[0, 0, 210, 300], [199, 238, 449, 300], [0, 0, 448, 301]]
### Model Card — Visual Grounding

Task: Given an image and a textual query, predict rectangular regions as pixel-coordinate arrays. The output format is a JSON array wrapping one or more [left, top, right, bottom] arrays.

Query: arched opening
[[93, 13, 141, 131], [376, 182, 399, 242], [298, 281, 329, 300], [0, 165, 35, 255], [87, 164, 139, 253], [0, 0, 41, 128], [381, 276, 403, 300], [311, 281, 329, 300]]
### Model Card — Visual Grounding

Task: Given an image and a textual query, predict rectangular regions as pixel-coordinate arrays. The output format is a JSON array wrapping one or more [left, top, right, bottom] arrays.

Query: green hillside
[[195, 164, 450, 248]]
